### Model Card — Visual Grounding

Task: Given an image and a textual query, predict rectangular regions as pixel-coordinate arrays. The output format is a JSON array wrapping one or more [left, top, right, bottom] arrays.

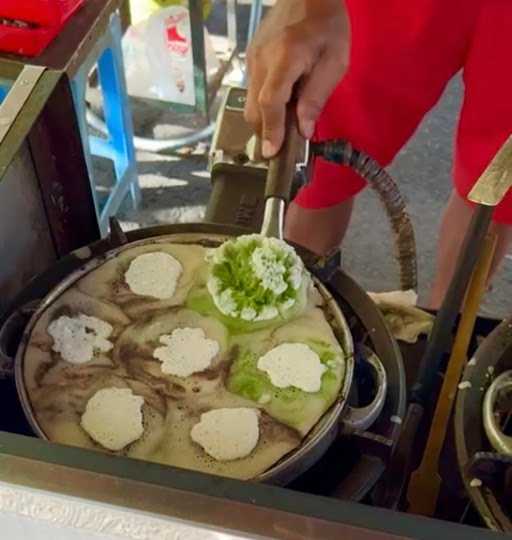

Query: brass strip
[[0, 68, 60, 180], [0, 65, 46, 144], [468, 136, 512, 206]]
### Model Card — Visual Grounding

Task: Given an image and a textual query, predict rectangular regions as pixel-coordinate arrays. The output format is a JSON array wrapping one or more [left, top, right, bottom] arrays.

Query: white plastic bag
[[122, 5, 219, 106]]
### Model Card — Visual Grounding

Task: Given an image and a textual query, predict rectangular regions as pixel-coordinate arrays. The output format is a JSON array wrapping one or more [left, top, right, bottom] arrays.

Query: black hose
[[310, 140, 418, 292]]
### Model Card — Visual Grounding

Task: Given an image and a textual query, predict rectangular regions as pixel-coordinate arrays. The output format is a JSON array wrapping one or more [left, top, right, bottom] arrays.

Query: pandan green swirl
[[206, 235, 307, 322]]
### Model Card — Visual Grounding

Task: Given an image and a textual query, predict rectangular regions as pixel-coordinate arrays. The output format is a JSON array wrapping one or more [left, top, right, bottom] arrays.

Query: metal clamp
[[341, 347, 388, 432], [483, 370, 512, 456]]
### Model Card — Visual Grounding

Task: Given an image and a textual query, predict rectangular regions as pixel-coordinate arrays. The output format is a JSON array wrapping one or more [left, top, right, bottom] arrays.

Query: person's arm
[[244, 0, 350, 158]]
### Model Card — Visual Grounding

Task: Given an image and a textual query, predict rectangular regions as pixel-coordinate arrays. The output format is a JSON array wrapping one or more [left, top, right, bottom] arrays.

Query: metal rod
[[242, 0, 264, 86], [189, 0, 209, 119], [226, 0, 238, 52], [260, 198, 285, 239], [86, 109, 215, 153], [410, 205, 494, 405], [247, 0, 264, 45]]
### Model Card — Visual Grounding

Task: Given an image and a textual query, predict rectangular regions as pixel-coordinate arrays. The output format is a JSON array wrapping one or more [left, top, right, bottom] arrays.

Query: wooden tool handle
[[407, 229, 498, 516], [264, 110, 302, 202]]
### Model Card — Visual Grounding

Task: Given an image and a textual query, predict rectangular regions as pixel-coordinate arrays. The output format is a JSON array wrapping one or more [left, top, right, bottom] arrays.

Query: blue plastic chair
[[70, 12, 140, 237]]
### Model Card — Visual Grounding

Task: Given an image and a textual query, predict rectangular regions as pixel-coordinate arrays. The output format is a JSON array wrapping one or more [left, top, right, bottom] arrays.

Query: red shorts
[[294, 0, 512, 223]]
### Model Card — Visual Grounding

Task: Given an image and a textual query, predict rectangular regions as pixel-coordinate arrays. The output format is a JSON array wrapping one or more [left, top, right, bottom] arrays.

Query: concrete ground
[[100, 1, 510, 319], [344, 76, 512, 317]]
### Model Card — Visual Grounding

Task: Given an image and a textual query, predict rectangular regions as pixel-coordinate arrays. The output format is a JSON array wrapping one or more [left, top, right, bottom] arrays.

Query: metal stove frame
[[0, 32, 509, 540], [0, 61, 99, 254], [0, 429, 503, 540], [0, 220, 504, 538]]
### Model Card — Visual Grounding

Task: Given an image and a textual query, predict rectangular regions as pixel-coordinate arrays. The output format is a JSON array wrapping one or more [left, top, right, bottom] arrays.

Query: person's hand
[[244, 0, 350, 158]]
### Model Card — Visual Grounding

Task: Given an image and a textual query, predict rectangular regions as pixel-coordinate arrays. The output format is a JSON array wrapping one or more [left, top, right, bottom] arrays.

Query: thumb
[[296, 54, 348, 139]]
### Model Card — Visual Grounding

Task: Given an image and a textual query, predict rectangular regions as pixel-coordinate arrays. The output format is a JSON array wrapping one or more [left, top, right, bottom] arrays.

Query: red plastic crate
[[0, 0, 85, 57]]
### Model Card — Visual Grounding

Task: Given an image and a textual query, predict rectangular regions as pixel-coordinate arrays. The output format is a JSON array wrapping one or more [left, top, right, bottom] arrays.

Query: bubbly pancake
[[153, 327, 220, 377], [81, 388, 144, 451], [191, 408, 260, 461], [110, 307, 301, 477], [125, 252, 183, 299], [227, 307, 346, 436], [257, 343, 327, 393], [77, 241, 207, 318], [22, 239, 349, 480], [48, 314, 114, 365]]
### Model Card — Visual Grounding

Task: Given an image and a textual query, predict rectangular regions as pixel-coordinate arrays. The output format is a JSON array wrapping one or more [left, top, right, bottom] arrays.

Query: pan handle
[[0, 300, 39, 378], [341, 347, 388, 433], [261, 111, 303, 240], [264, 112, 302, 203], [483, 369, 512, 456]]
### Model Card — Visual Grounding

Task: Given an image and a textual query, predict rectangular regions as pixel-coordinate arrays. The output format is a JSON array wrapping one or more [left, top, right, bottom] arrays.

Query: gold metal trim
[[468, 136, 512, 206], [0, 65, 46, 145]]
